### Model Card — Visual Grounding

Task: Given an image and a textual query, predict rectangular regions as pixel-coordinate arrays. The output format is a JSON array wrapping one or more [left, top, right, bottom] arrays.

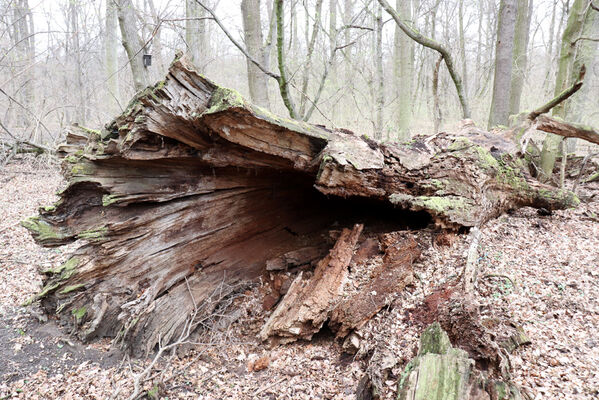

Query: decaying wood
[[397, 323, 526, 400], [329, 233, 419, 337], [259, 224, 363, 342], [535, 114, 599, 146], [22, 53, 579, 354]]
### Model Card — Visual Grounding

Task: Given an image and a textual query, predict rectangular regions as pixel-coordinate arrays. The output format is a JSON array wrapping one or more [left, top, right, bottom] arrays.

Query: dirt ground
[[1, 156, 598, 399]]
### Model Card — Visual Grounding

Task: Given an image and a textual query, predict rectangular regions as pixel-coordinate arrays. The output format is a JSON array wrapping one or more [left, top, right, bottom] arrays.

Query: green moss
[[102, 194, 119, 207], [147, 384, 159, 399], [71, 307, 86, 321], [79, 126, 101, 136], [21, 217, 67, 242], [77, 226, 108, 240], [42, 257, 80, 276], [70, 162, 95, 175], [59, 283, 85, 294], [204, 86, 245, 115], [419, 322, 452, 356], [64, 155, 79, 163], [42, 205, 56, 212]]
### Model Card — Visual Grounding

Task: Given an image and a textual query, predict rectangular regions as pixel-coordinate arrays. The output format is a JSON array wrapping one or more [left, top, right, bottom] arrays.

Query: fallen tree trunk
[[22, 53, 578, 355]]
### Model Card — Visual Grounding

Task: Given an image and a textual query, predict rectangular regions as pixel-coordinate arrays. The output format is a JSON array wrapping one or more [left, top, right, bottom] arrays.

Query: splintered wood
[[260, 224, 363, 342], [260, 227, 421, 343]]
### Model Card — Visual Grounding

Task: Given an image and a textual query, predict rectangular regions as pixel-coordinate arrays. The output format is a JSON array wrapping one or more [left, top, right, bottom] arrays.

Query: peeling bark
[[23, 53, 579, 354]]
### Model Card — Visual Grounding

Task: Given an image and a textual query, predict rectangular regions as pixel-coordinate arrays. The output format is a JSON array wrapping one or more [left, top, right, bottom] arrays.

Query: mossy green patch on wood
[[70, 162, 95, 176], [419, 322, 452, 355], [59, 283, 85, 294], [71, 306, 86, 321], [77, 226, 108, 241], [102, 194, 119, 207], [20, 217, 68, 243], [204, 86, 245, 115]]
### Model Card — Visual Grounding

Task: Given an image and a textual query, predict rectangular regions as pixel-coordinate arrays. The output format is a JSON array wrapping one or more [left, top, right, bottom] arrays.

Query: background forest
[[2, 0, 599, 149]]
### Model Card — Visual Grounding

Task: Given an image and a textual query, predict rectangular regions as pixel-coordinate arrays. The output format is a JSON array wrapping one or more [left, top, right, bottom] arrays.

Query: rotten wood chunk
[[329, 235, 419, 337], [265, 246, 326, 271], [259, 224, 363, 343], [397, 323, 526, 400]]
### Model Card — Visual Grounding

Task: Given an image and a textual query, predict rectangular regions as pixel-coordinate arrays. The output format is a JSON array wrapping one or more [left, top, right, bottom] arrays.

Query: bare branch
[[194, 0, 280, 80], [528, 65, 586, 120]]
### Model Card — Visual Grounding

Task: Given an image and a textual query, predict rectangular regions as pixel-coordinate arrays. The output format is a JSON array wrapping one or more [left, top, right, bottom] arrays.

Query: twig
[[528, 65, 586, 120], [483, 274, 515, 288], [572, 152, 599, 192], [253, 377, 288, 396]]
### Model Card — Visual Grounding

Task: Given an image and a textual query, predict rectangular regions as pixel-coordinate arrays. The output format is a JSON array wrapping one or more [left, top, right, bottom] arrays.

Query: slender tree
[[488, 0, 517, 128], [241, 0, 270, 107], [115, 0, 149, 92], [509, 0, 532, 116], [105, 0, 120, 111], [186, 0, 207, 72], [394, 0, 413, 140], [378, 0, 470, 119], [540, 0, 592, 180]]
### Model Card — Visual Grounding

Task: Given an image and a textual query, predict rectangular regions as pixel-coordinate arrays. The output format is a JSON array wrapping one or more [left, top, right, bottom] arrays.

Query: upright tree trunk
[[69, 1, 85, 124], [116, 0, 149, 92], [299, 0, 324, 117], [508, 0, 532, 116], [105, 0, 120, 112], [488, 0, 517, 128], [543, 0, 558, 92], [394, 0, 413, 141], [540, 0, 588, 180], [374, 1, 384, 139], [11, 0, 35, 127], [241, 0, 270, 108], [458, 0, 468, 100], [185, 0, 207, 72]]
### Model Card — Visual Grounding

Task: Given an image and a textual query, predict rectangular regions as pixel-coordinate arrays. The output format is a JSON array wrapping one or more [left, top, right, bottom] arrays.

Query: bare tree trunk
[[69, 1, 85, 124], [105, 0, 120, 112], [458, 0, 468, 100], [394, 0, 413, 141], [11, 0, 35, 128], [374, 0, 384, 139], [116, 0, 149, 92], [508, 0, 532, 116], [541, 0, 588, 180], [186, 0, 207, 72], [241, 0, 270, 108], [488, 0, 517, 128], [298, 0, 324, 117], [275, 0, 298, 118], [544, 0, 558, 91], [432, 55, 443, 133]]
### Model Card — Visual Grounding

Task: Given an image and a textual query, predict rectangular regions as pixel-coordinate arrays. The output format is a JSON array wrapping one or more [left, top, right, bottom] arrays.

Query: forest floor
[[0, 156, 598, 399]]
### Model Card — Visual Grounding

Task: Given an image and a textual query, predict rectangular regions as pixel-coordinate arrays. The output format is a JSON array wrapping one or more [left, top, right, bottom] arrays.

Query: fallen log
[[22, 53, 578, 354]]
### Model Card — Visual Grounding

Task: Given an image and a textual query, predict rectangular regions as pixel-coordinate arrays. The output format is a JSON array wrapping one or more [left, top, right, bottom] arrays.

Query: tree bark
[[186, 0, 207, 72], [105, 0, 120, 112], [116, 0, 149, 92], [488, 0, 517, 128], [508, 0, 532, 116], [241, 0, 270, 108], [541, 0, 590, 180], [394, 0, 413, 141], [23, 54, 578, 355]]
